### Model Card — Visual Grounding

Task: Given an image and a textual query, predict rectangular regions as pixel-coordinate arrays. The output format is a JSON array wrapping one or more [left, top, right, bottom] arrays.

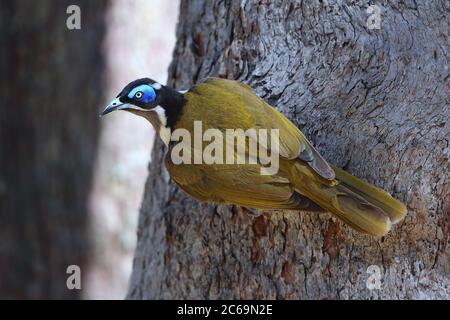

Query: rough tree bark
[[0, 0, 107, 299], [128, 0, 449, 299]]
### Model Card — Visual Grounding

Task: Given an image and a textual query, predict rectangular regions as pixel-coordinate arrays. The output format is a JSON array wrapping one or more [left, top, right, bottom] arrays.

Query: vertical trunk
[[128, 0, 449, 299], [0, 0, 107, 299]]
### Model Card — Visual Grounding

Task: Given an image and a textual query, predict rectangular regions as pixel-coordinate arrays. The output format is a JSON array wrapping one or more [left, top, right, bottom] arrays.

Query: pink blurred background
[[87, 0, 179, 299]]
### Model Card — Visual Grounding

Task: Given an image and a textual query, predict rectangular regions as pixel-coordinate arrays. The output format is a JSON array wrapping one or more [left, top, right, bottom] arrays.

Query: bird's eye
[[135, 91, 143, 99]]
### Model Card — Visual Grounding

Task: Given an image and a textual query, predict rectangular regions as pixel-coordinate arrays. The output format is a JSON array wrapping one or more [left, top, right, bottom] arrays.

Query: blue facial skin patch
[[128, 84, 156, 104]]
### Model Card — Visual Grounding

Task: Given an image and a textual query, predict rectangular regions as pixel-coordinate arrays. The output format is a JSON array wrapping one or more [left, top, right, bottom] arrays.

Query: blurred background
[[0, 0, 179, 299]]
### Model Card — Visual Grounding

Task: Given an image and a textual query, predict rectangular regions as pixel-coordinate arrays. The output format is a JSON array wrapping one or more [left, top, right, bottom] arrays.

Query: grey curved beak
[[100, 98, 129, 117]]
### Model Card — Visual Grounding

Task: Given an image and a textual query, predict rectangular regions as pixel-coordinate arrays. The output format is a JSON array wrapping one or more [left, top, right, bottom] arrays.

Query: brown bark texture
[[128, 0, 449, 299], [0, 0, 107, 299]]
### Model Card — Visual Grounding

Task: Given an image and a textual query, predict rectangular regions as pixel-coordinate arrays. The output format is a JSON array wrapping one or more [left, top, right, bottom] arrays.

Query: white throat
[[152, 106, 171, 146]]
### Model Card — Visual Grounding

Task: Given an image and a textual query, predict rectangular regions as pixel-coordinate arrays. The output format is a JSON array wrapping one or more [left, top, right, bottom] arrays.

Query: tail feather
[[332, 166, 407, 224], [290, 164, 407, 236]]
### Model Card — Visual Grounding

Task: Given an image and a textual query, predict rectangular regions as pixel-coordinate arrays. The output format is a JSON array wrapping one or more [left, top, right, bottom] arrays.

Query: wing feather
[[198, 78, 335, 180]]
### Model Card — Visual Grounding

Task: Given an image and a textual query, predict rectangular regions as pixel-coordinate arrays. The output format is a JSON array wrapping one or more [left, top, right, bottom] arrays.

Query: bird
[[101, 77, 407, 236]]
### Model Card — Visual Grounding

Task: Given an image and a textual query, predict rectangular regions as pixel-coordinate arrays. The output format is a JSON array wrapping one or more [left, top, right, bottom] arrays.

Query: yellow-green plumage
[[167, 78, 407, 236], [145, 78, 407, 236]]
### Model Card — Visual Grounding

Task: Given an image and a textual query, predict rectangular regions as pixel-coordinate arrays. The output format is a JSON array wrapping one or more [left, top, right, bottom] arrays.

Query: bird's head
[[101, 78, 163, 116]]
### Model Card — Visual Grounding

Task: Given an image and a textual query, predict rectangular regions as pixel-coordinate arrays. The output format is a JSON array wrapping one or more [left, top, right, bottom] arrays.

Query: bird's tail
[[290, 164, 407, 236]]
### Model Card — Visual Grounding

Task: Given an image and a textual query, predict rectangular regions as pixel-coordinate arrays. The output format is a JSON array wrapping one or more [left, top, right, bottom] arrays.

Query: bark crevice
[[128, 0, 449, 299]]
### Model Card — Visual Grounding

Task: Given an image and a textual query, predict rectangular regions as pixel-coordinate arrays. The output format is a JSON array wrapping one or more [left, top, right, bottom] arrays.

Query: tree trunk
[[128, 0, 449, 299], [0, 0, 107, 299]]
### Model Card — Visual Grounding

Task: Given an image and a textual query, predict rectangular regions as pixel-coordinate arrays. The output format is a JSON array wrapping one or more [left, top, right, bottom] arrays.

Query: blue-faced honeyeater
[[101, 78, 407, 236]]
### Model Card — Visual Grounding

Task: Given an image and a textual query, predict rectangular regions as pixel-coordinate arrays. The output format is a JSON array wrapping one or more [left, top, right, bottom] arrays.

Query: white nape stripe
[[152, 105, 171, 146], [152, 82, 162, 90], [178, 90, 188, 94]]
